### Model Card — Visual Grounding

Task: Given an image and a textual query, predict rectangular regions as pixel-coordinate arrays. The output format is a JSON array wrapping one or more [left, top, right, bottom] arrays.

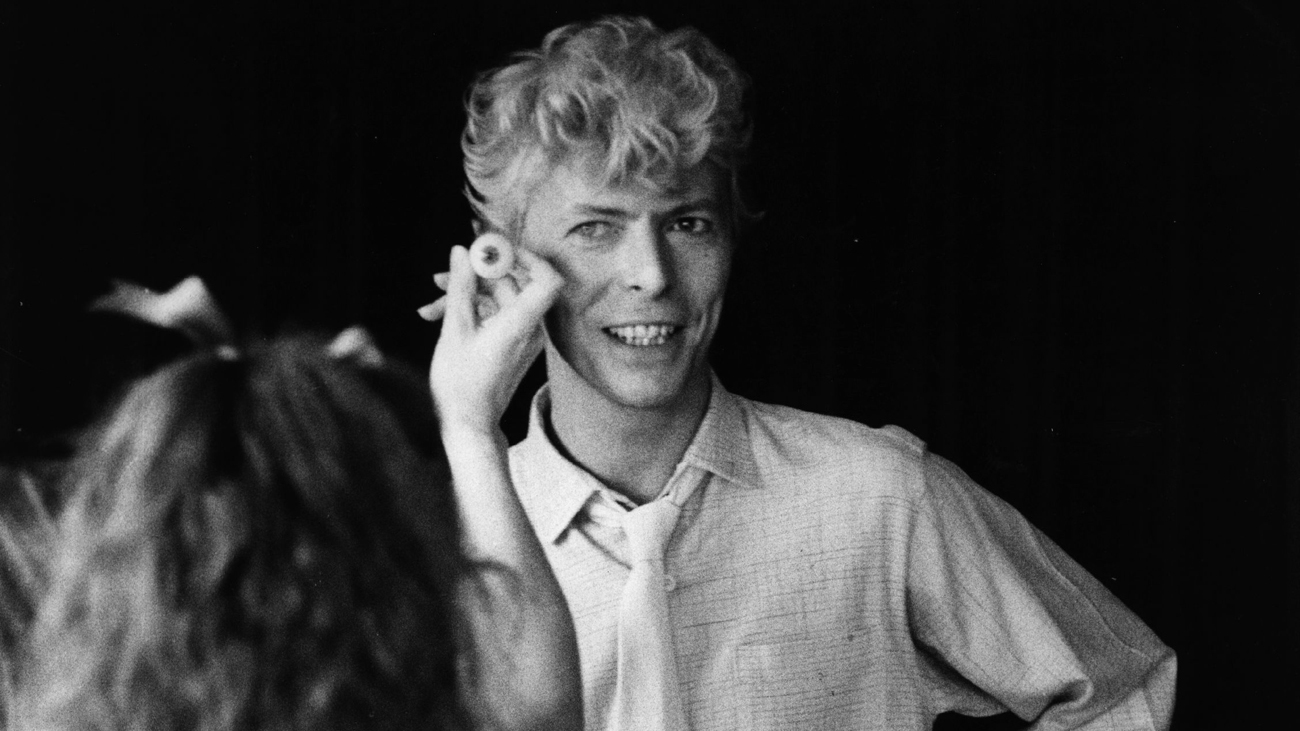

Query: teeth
[[606, 324, 677, 346]]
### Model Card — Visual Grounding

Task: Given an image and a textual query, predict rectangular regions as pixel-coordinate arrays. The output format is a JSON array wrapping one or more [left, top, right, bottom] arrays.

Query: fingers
[[496, 250, 562, 331], [444, 246, 478, 333], [484, 267, 522, 312], [424, 256, 512, 328], [424, 242, 563, 333], [514, 247, 564, 302], [417, 296, 447, 322]]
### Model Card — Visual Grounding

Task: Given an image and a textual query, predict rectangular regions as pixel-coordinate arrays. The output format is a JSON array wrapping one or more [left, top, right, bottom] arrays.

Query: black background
[[2, 1, 1297, 728]]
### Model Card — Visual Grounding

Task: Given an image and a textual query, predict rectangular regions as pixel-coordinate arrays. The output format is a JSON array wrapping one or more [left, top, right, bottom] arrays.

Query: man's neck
[[545, 364, 711, 506]]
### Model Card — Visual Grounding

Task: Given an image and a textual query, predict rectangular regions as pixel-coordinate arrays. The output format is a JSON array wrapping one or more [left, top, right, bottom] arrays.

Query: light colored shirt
[[508, 377, 1176, 731]]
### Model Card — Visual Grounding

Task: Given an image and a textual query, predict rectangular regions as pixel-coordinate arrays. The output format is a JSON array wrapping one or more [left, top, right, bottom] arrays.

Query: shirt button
[[663, 574, 677, 591]]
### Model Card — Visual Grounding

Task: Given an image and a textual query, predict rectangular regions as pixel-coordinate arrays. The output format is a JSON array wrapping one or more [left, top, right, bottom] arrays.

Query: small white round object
[[468, 232, 516, 279]]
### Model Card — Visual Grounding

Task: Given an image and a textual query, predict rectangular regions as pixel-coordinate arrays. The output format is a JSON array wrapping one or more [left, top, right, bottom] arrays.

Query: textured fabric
[[509, 376, 1177, 731], [610, 470, 705, 731]]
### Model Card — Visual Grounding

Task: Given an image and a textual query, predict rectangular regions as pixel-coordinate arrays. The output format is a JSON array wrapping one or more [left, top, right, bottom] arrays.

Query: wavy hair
[[10, 336, 473, 731], [462, 15, 753, 238], [0, 465, 57, 729]]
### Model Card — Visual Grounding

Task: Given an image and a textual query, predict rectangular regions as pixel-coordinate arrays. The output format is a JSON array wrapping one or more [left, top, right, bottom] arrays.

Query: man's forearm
[[442, 425, 582, 731]]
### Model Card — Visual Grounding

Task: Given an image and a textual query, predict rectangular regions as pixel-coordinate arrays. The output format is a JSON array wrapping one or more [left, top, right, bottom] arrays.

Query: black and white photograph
[[2, 1, 1296, 729]]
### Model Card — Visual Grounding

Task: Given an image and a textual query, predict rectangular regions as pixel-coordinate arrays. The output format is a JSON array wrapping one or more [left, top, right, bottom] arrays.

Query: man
[[431, 15, 1175, 731]]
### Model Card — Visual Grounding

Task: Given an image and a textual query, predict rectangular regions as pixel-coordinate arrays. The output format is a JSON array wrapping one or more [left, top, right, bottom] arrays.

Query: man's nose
[[620, 224, 671, 296]]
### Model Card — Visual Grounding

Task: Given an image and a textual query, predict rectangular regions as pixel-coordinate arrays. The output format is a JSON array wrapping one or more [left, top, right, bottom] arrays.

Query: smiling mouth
[[604, 324, 679, 346]]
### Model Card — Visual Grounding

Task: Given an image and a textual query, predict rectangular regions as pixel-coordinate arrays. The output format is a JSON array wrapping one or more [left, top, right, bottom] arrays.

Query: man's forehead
[[546, 155, 722, 210]]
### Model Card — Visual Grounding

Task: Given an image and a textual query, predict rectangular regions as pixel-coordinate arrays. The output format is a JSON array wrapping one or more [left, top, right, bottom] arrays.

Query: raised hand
[[421, 242, 580, 731], [425, 242, 562, 436]]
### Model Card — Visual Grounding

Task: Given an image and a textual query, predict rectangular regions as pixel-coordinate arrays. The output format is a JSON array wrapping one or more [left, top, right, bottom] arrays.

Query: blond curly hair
[[462, 15, 753, 239]]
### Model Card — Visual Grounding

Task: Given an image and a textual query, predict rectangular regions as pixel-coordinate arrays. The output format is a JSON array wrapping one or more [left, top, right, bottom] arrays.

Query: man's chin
[[601, 381, 684, 410], [546, 343, 709, 412], [595, 368, 704, 412]]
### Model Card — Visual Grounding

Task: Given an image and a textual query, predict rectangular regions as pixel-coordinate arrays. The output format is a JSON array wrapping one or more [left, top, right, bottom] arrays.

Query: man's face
[[519, 156, 733, 411]]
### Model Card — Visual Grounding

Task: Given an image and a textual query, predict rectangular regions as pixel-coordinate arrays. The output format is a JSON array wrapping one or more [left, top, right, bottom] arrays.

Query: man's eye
[[570, 221, 614, 239], [669, 217, 715, 235]]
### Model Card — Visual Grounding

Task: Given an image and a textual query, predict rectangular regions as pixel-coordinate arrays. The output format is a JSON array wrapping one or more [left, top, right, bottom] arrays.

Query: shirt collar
[[679, 373, 763, 491], [513, 386, 606, 543], [515, 373, 763, 543]]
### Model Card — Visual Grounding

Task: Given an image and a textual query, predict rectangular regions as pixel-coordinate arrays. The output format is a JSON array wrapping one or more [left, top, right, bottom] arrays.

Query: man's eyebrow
[[568, 197, 721, 219], [571, 204, 634, 219], [664, 198, 721, 217]]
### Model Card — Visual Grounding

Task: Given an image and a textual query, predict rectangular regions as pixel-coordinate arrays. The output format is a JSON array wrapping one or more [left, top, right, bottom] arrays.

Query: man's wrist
[[438, 415, 506, 452]]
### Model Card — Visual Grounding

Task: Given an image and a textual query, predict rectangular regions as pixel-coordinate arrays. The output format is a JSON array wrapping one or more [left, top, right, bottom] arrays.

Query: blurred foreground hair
[[1, 465, 57, 728], [11, 334, 473, 731]]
